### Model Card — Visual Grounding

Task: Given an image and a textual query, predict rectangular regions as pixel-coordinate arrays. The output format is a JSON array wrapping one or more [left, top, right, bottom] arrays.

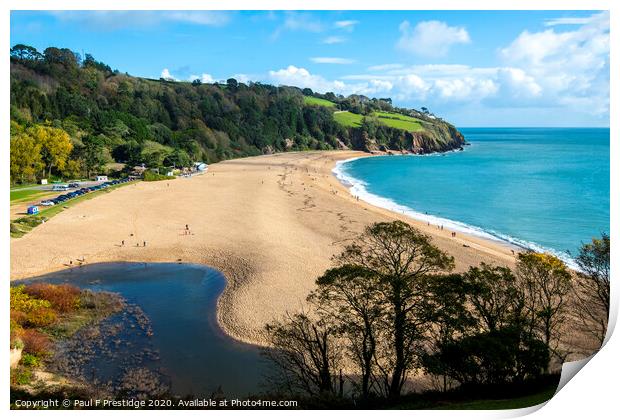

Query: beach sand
[[11, 151, 519, 346]]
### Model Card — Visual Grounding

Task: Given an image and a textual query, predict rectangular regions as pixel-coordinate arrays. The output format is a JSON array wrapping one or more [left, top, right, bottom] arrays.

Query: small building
[[27, 206, 39, 215], [40, 179, 48, 185], [95, 175, 108, 182], [131, 166, 147, 177]]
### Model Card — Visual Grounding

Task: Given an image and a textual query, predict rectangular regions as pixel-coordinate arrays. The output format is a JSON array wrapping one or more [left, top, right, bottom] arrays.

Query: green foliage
[[371, 111, 425, 132], [11, 367, 33, 386], [21, 353, 41, 368], [304, 96, 337, 107], [333, 111, 364, 127], [10, 44, 465, 184], [143, 170, 175, 182]]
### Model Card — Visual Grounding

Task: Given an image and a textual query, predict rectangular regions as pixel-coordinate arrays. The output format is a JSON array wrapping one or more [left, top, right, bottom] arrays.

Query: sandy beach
[[11, 151, 519, 346]]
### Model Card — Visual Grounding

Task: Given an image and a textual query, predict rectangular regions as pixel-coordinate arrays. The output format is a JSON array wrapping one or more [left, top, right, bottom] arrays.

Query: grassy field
[[10, 189, 51, 203], [392, 385, 556, 410], [303, 96, 337, 108], [333, 111, 364, 127], [10, 181, 138, 238], [371, 111, 425, 132]]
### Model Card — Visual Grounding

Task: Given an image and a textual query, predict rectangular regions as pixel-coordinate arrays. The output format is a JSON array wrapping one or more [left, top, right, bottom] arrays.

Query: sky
[[10, 10, 610, 127]]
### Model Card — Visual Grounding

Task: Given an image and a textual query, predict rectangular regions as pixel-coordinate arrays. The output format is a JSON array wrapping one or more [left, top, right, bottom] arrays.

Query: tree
[[423, 264, 550, 388], [334, 221, 454, 399], [27, 125, 73, 178], [573, 234, 610, 347], [263, 311, 342, 397], [10, 129, 43, 183], [10, 44, 43, 61], [226, 78, 238, 90], [163, 148, 192, 168], [515, 253, 572, 369], [81, 135, 109, 177], [422, 273, 477, 391], [311, 265, 385, 400], [463, 264, 521, 333]]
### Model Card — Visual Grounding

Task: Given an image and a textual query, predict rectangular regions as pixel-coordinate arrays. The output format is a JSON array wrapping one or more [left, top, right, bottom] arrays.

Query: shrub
[[24, 283, 81, 312], [24, 307, 57, 328], [21, 329, 52, 356], [10, 285, 52, 313], [21, 353, 40, 368], [11, 367, 33, 386], [143, 170, 175, 182]]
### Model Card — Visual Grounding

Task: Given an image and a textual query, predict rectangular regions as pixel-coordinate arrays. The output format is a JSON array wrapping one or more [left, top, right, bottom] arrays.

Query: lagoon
[[26, 263, 268, 398]]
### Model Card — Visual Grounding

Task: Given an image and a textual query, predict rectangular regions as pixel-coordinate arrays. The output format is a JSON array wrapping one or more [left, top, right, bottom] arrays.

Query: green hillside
[[371, 111, 425, 132], [333, 111, 364, 127], [9, 44, 466, 184], [303, 96, 336, 107]]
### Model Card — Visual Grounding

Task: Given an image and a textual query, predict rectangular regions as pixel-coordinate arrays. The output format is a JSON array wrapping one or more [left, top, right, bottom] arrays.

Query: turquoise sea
[[334, 128, 609, 263]]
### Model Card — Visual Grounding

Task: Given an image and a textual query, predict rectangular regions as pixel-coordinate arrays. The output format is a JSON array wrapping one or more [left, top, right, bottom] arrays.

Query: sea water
[[334, 128, 609, 263]]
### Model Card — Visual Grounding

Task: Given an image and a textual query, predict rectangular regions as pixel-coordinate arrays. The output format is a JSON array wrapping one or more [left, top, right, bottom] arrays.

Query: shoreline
[[331, 152, 582, 269], [11, 151, 519, 346]]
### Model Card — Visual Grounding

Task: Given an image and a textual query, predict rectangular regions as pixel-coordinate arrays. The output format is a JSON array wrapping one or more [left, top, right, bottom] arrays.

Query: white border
[[2, 2, 617, 419]]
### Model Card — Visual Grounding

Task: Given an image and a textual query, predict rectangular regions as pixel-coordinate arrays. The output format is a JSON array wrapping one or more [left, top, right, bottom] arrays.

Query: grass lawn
[[10, 189, 50, 203], [10, 181, 138, 238], [392, 385, 556, 410], [435, 387, 556, 410], [333, 111, 364, 127], [304, 96, 337, 108], [372, 111, 425, 132]]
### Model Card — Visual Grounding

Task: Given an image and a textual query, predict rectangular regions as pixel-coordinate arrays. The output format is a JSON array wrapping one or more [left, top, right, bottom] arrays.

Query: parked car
[[68, 182, 80, 188], [40, 200, 55, 206]]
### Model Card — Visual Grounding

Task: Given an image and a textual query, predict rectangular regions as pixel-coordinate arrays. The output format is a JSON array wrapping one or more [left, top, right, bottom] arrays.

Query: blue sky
[[10, 10, 609, 127]]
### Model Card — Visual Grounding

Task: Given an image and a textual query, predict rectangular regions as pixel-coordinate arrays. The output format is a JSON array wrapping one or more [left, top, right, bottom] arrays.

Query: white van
[[52, 184, 69, 191]]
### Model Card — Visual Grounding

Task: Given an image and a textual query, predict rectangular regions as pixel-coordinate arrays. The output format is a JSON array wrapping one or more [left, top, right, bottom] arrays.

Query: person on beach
[[121, 240, 125, 246], [143, 241, 147, 247]]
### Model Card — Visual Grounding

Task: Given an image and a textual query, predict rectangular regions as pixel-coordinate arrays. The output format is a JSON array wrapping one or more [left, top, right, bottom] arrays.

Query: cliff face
[[410, 122, 466, 154], [349, 120, 466, 154]]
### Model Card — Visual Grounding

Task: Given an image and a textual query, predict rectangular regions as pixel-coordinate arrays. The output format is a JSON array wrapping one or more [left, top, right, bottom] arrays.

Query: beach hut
[[27, 205, 39, 215]]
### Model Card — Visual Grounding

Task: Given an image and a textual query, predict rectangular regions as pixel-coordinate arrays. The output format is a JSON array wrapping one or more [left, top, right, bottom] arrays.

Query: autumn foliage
[[24, 283, 81, 312]]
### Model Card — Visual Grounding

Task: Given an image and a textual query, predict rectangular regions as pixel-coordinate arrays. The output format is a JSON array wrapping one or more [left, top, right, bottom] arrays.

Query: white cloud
[[396, 20, 470, 57], [160, 68, 177, 81], [271, 12, 324, 40], [322, 36, 346, 44], [334, 20, 359, 31], [500, 11, 609, 114], [544, 16, 596, 27], [189, 73, 215, 83], [50, 11, 230, 30], [368, 63, 403, 72], [310, 57, 356, 65], [232, 74, 251, 84]]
